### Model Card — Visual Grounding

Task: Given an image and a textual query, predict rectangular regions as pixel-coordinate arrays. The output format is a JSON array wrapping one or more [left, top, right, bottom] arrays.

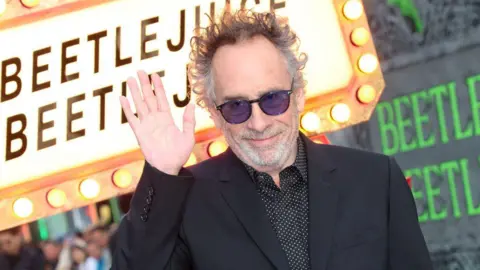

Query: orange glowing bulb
[[208, 140, 228, 157], [47, 189, 67, 208]]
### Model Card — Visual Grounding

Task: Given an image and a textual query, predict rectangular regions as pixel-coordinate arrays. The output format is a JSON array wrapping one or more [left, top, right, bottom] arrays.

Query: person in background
[[41, 240, 62, 270], [85, 242, 103, 270], [70, 239, 88, 270], [0, 226, 45, 270], [89, 226, 111, 270]]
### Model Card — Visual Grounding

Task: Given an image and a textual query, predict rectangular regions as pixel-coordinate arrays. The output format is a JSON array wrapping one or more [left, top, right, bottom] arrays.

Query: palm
[[120, 71, 196, 175]]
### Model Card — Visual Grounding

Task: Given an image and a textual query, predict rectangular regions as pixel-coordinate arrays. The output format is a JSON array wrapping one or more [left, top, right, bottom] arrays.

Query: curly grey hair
[[188, 9, 308, 109]]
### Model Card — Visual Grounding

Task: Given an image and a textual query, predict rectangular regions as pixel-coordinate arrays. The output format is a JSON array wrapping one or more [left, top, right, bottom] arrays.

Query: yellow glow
[[358, 54, 379, 74], [185, 154, 197, 167], [343, 0, 364, 20], [301, 112, 321, 132], [47, 189, 67, 208], [112, 169, 133, 188], [350, 28, 370, 46], [357, 85, 377, 104], [79, 179, 100, 199], [0, 0, 6, 16], [208, 141, 228, 157], [21, 0, 40, 8], [314, 139, 324, 144], [330, 103, 351, 123], [0, 0, 357, 188], [13, 198, 34, 218]]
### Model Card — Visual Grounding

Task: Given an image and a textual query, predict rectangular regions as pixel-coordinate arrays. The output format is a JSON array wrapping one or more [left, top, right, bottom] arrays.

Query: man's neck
[[250, 140, 298, 187]]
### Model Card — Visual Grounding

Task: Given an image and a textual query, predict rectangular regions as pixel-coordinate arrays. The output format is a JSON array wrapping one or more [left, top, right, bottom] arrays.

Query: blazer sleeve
[[111, 161, 194, 270], [387, 157, 434, 270]]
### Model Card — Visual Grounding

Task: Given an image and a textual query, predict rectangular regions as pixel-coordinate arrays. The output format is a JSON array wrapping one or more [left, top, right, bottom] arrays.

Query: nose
[[246, 103, 270, 131]]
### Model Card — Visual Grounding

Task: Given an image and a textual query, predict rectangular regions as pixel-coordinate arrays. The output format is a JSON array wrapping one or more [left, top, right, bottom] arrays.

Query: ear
[[294, 88, 305, 113]]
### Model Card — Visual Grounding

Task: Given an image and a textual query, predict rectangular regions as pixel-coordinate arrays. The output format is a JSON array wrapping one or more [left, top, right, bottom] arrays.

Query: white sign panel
[[0, 0, 352, 187]]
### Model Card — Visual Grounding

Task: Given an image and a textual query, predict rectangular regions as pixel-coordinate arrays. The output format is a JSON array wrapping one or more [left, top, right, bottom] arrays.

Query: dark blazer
[[112, 134, 433, 270]]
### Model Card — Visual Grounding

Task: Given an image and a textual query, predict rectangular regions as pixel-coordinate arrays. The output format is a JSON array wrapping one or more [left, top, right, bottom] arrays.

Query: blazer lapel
[[303, 136, 339, 270], [218, 149, 290, 270]]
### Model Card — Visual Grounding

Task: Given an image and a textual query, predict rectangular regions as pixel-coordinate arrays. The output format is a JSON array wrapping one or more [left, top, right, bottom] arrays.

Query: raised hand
[[119, 70, 196, 175]]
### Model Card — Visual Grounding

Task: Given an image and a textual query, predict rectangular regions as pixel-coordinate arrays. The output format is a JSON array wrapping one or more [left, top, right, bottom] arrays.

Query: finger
[[182, 101, 196, 135], [120, 96, 140, 130], [126, 77, 149, 119], [137, 70, 157, 112], [151, 73, 171, 112]]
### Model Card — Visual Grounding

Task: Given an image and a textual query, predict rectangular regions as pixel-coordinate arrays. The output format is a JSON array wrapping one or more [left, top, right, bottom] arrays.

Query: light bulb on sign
[[21, 0, 40, 8], [343, 0, 364, 20], [112, 169, 133, 189], [47, 189, 67, 208], [358, 54, 379, 74], [300, 112, 320, 132], [208, 140, 228, 157], [356, 85, 376, 104], [330, 103, 351, 124], [185, 154, 197, 167], [13, 198, 34, 218], [79, 178, 100, 199], [350, 28, 370, 46]]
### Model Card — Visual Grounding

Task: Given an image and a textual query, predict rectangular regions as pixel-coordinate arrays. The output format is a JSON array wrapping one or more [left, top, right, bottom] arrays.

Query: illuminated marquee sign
[[0, 0, 356, 188]]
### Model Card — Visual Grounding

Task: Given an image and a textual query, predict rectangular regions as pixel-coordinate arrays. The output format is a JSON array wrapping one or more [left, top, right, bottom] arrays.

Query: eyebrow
[[221, 84, 290, 102]]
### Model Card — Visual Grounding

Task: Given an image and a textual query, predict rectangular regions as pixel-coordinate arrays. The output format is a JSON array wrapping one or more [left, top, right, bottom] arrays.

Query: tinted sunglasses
[[215, 80, 294, 124]]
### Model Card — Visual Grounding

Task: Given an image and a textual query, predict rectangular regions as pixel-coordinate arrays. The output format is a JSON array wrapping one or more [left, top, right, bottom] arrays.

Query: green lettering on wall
[[411, 90, 435, 148], [393, 96, 418, 152], [429, 85, 450, 144], [467, 74, 480, 135], [387, 0, 424, 33], [441, 160, 462, 218], [404, 168, 429, 222], [376, 102, 399, 155], [460, 159, 480, 216], [448, 82, 473, 140], [424, 165, 447, 220]]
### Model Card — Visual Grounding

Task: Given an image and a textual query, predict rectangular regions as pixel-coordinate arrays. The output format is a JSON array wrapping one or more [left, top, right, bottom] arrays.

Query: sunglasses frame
[[215, 80, 295, 124]]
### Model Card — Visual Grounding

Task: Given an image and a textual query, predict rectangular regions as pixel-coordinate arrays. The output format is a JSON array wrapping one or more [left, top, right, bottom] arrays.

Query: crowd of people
[[0, 223, 118, 270]]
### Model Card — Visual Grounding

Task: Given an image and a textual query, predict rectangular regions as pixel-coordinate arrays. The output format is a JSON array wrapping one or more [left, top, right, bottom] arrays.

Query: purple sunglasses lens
[[221, 100, 251, 124], [259, 91, 291, 115]]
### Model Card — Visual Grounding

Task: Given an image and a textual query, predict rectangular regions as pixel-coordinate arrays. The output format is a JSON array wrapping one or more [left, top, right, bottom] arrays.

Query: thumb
[[182, 102, 196, 135]]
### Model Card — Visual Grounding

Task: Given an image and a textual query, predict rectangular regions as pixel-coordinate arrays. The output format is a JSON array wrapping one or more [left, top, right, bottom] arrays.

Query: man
[[112, 10, 433, 270], [0, 227, 45, 270]]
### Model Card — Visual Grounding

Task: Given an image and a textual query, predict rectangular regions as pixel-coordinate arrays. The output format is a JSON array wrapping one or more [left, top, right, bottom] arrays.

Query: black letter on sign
[[141, 17, 159, 60], [5, 114, 27, 161], [270, 0, 286, 10], [173, 65, 191, 108], [67, 93, 86, 141], [61, 38, 80, 83], [116, 27, 133, 67], [241, 0, 260, 9], [38, 102, 57, 150], [1, 57, 22, 103], [93, 85, 113, 131], [167, 10, 185, 52], [87, 30, 108, 74], [32, 47, 51, 93]]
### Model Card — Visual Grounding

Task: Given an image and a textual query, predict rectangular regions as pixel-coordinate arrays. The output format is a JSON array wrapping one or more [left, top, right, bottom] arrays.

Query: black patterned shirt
[[244, 137, 310, 270]]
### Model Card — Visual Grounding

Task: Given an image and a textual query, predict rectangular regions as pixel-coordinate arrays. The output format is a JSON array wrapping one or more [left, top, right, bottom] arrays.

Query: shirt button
[[140, 214, 148, 222], [148, 187, 155, 196], [143, 205, 151, 213]]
